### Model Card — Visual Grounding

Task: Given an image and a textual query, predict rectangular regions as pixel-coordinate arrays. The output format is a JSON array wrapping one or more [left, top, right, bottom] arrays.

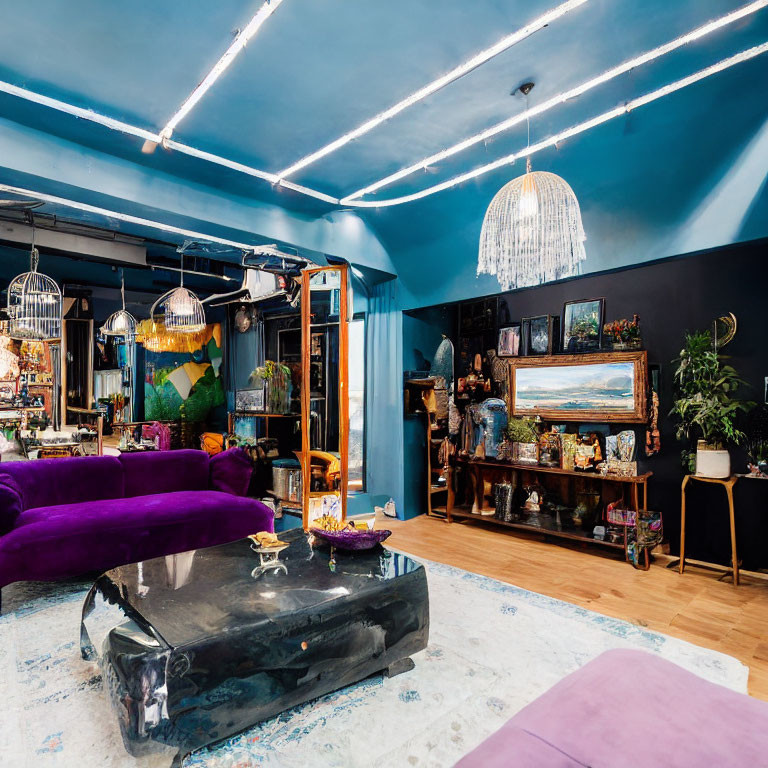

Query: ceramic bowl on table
[[310, 528, 392, 551]]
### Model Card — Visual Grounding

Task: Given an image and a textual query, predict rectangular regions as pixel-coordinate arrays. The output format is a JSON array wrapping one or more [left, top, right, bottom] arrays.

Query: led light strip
[[0, 80, 162, 144], [158, 0, 285, 140], [342, 0, 768, 202], [344, 42, 768, 208], [0, 183, 273, 252], [275, 0, 588, 180], [0, 79, 340, 203]]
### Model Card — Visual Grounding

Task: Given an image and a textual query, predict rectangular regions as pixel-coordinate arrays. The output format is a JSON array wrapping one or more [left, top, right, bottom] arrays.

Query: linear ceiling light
[[342, 0, 768, 202], [0, 183, 277, 252], [157, 0, 285, 141], [275, 0, 588, 180], [345, 42, 768, 208], [0, 79, 339, 203]]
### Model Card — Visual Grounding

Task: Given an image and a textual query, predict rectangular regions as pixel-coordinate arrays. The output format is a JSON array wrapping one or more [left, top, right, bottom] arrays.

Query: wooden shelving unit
[[427, 418, 454, 518], [228, 411, 301, 438], [447, 456, 652, 558]]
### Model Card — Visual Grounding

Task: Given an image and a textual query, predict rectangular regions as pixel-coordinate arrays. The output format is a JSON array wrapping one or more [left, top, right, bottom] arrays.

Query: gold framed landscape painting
[[507, 351, 648, 423]]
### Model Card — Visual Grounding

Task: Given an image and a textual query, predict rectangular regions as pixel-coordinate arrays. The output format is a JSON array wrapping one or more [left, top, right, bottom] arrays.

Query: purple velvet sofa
[[456, 648, 768, 767], [0, 448, 273, 606]]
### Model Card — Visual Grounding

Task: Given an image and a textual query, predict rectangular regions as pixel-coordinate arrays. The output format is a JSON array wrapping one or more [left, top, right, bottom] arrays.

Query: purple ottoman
[[456, 649, 768, 768]]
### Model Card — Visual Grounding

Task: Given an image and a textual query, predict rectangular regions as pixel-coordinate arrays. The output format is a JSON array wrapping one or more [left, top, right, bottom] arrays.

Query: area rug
[[0, 558, 748, 768]]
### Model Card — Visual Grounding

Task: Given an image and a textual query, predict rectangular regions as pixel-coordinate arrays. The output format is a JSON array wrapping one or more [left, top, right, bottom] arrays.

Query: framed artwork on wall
[[507, 351, 648, 422], [562, 298, 605, 353], [498, 325, 521, 356], [522, 314, 559, 356]]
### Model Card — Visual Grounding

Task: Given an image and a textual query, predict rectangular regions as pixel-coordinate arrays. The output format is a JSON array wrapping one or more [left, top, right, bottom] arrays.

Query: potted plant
[[508, 417, 539, 465], [671, 329, 751, 478], [249, 360, 292, 414], [603, 315, 641, 351]]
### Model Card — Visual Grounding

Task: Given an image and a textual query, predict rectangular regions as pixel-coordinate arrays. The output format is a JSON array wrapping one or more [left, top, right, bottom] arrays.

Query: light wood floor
[[384, 513, 768, 701]]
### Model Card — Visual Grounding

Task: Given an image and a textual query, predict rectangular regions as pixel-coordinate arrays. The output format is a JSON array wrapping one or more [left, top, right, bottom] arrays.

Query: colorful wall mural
[[136, 321, 225, 426]]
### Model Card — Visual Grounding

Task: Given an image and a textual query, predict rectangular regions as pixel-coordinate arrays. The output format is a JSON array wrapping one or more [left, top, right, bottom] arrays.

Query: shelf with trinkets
[[446, 351, 663, 568], [447, 452, 657, 567]]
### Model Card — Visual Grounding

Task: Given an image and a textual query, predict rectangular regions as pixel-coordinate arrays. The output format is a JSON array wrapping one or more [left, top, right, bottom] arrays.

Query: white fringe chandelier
[[478, 157, 586, 291]]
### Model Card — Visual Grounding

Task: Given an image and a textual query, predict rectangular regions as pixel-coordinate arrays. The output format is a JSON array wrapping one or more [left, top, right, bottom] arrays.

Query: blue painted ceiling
[[0, 0, 766, 301]]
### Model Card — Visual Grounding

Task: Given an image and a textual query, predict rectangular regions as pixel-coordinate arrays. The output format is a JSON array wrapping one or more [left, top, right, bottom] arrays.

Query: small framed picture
[[522, 315, 559, 356], [498, 325, 521, 357], [562, 298, 605, 353], [235, 387, 265, 412]]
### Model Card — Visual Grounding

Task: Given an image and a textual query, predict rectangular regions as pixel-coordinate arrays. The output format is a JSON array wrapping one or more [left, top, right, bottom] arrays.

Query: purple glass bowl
[[310, 528, 392, 551]]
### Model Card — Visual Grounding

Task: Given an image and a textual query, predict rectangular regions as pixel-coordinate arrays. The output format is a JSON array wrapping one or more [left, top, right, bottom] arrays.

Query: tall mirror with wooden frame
[[300, 265, 349, 530]]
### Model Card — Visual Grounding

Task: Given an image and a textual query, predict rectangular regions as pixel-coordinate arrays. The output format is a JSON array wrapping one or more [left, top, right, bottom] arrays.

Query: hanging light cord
[[525, 93, 533, 175], [29, 215, 39, 272]]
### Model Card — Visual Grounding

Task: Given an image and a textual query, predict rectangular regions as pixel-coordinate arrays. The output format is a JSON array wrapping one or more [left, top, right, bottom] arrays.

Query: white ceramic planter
[[695, 446, 731, 479]]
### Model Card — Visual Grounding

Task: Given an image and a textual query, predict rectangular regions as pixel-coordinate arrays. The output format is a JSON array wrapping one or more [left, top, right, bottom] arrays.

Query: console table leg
[[726, 482, 739, 586], [679, 477, 689, 575]]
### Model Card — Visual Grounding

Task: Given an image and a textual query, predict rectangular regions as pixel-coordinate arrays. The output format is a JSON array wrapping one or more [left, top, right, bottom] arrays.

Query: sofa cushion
[[209, 447, 253, 496], [0, 472, 23, 535], [119, 449, 210, 496], [2, 491, 274, 588], [0, 455, 124, 511]]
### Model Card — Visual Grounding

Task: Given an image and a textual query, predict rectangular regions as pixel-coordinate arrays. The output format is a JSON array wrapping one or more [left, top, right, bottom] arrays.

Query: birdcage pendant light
[[7, 243, 62, 341], [478, 156, 586, 291], [163, 256, 205, 333], [101, 269, 137, 337]]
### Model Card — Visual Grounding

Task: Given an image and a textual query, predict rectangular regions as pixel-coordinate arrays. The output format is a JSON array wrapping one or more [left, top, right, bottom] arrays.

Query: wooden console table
[[679, 474, 739, 585], [447, 456, 652, 563]]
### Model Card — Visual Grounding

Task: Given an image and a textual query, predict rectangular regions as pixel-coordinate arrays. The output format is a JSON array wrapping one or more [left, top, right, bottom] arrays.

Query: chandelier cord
[[120, 268, 126, 310], [525, 93, 533, 175]]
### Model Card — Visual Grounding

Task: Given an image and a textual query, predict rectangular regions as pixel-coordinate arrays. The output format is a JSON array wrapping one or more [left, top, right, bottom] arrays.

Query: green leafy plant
[[670, 330, 752, 467], [507, 417, 539, 444]]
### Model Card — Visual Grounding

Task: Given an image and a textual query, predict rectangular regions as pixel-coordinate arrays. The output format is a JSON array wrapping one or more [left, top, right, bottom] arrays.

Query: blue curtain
[[365, 278, 404, 516]]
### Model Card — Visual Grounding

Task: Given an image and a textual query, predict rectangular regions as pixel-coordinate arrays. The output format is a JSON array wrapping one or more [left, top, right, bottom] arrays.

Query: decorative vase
[[695, 441, 731, 479]]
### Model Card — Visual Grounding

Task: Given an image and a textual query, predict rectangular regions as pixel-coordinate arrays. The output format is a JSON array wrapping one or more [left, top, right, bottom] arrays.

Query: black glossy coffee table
[[80, 528, 429, 765]]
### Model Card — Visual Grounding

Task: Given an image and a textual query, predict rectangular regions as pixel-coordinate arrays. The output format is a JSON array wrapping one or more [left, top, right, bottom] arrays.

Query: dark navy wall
[[405, 238, 768, 568]]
